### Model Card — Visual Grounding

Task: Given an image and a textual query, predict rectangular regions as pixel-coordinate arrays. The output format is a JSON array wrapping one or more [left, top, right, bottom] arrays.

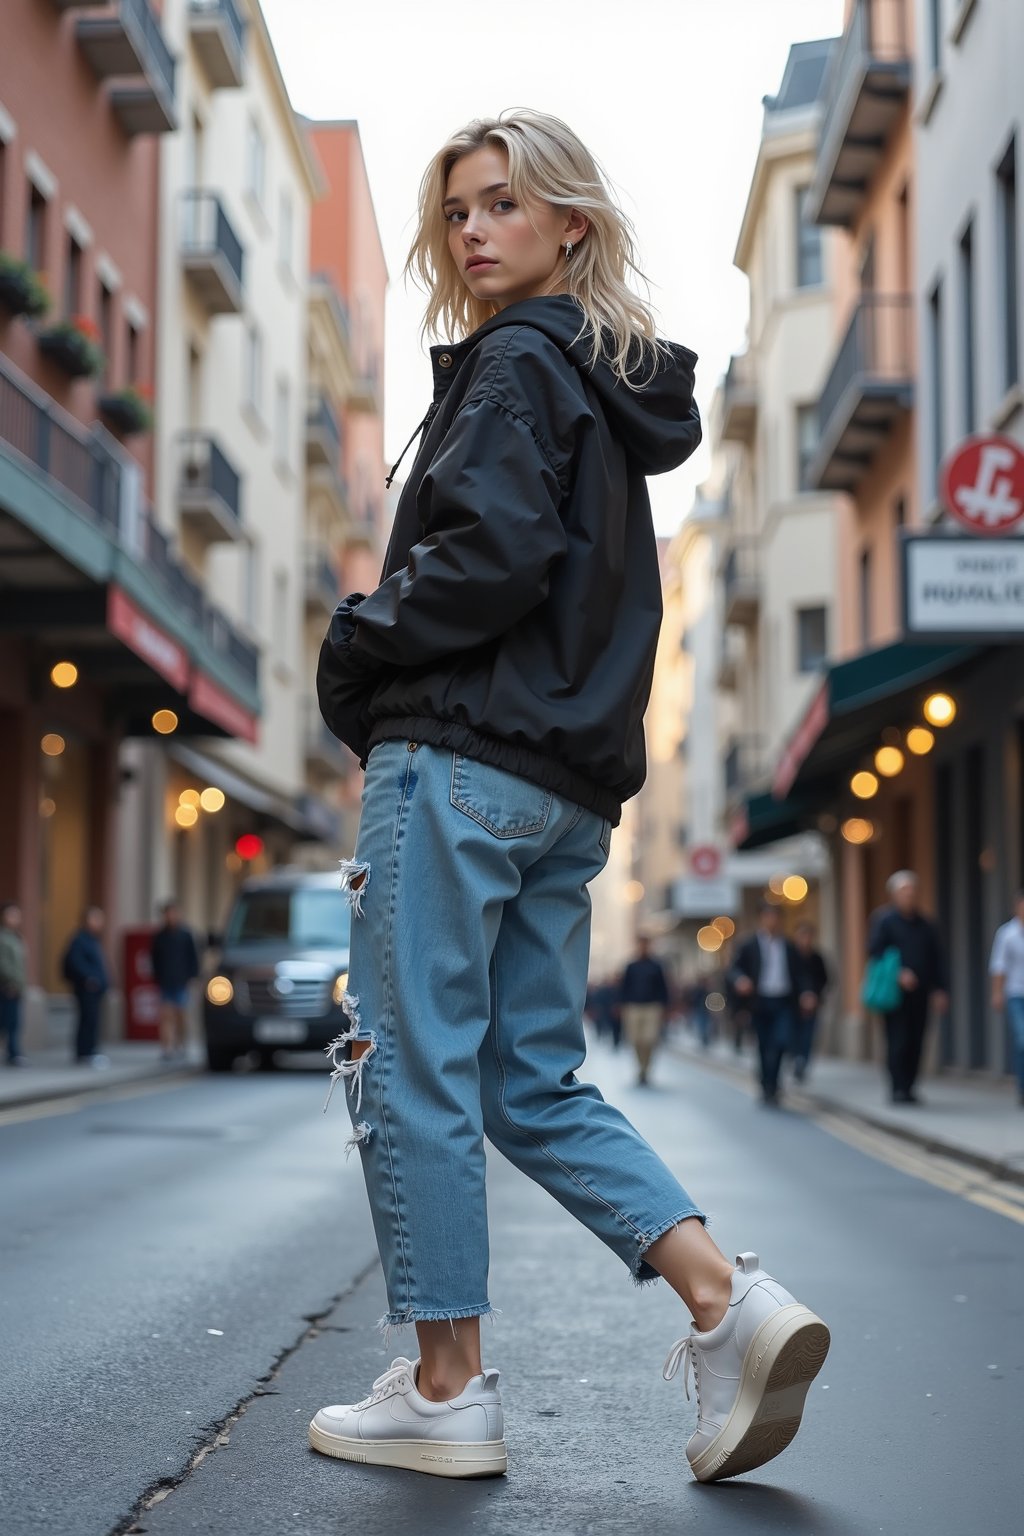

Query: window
[[894, 495, 906, 530], [272, 568, 289, 655], [246, 117, 266, 208], [278, 189, 292, 272], [244, 542, 261, 630], [928, 281, 945, 484], [98, 281, 114, 384], [796, 405, 817, 492], [245, 324, 263, 416], [274, 376, 289, 468], [860, 228, 876, 293], [26, 182, 47, 272], [927, 0, 942, 72], [997, 136, 1019, 392], [959, 220, 976, 433], [859, 548, 872, 646], [0, 139, 7, 248], [64, 234, 82, 318], [126, 321, 141, 385], [795, 186, 822, 288], [796, 607, 827, 673]]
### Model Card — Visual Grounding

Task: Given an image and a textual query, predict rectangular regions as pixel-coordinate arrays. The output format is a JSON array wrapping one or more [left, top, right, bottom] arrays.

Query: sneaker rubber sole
[[308, 1418, 507, 1478], [688, 1303, 830, 1483]]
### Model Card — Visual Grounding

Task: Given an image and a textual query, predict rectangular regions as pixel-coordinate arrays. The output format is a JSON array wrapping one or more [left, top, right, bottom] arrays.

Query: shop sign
[[903, 535, 1024, 638], [107, 586, 189, 691], [189, 670, 259, 743], [672, 876, 740, 918], [941, 434, 1024, 535]]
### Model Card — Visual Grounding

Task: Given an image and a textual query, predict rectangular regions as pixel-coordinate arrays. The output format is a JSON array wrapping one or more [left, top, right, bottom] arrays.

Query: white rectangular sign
[[671, 877, 740, 918], [903, 536, 1024, 636]]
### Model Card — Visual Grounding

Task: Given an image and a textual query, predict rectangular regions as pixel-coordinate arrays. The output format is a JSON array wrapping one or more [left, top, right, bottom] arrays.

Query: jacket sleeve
[[867, 909, 892, 959], [186, 930, 200, 981], [347, 397, 569, 669]]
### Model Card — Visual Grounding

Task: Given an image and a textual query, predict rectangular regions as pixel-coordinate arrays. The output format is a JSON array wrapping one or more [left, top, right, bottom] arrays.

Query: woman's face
[[444, 145, 586, 311]]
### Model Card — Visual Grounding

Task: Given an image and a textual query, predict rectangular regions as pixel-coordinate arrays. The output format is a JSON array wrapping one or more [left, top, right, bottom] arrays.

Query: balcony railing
[[308, 459, 349, 519], [349, 355, 382, 414], [809, 294, 913, 493], [808, 0, 911, 228], [177, 431, 243, 543], [188, 0, 247, 90], [304, 548, 338, 617], [0, 352, 257, 692], [310, 273, 352, 354], [305, 695, 345, 772], [75, 0, 178, 137], [181, 191, 244, 314], [722, 539, 760, 626], [720, 351, 757, 443], [305, 390, 342, 469]]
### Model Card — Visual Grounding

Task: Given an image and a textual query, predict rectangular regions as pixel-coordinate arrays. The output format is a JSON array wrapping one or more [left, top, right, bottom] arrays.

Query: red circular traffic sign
[[940, 434, 1024, 535], [690, 845, 721, 878]]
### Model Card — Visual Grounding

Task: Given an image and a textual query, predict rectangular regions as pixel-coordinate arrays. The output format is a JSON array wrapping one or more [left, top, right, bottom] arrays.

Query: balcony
[[188, 0, 247, 90], [808, 294, 913, 494], [75, 0, 178, 137], [304, 548, 338, 619], [720, 351, 757, 443], [721, 539, 760, 626], [807, 0, 911, 228], [724, 735, 765, 802], [177, 432, 243, 544], [180, 192, 244, 315], [305, 390, 342, 469], [348, 355, 382, 414], [307, 459, 348, 522], [717, 627, 744, 692], [305, 696, 345, 774]]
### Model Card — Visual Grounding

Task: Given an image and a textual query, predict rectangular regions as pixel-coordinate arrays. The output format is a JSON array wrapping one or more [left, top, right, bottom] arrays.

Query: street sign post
[[690, 845, 722, 878], [940, 434, 1024, 535]]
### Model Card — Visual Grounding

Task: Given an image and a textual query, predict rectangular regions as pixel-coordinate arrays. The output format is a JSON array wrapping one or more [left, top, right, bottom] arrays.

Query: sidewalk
[[0, 1041, 204, 1111], [671, 1030, 1024, 1184]]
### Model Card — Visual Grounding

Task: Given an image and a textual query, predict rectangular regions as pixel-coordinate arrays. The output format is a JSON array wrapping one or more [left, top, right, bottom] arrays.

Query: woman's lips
[[466, 258, 498, 271]]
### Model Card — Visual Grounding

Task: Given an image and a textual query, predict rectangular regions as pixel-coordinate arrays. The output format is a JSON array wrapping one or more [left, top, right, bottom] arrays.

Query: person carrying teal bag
[[861, 945, 902, 1013]]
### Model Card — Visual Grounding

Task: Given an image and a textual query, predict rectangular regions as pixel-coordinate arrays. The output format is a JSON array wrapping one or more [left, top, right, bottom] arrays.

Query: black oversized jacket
[[317, 294, 701, 824]]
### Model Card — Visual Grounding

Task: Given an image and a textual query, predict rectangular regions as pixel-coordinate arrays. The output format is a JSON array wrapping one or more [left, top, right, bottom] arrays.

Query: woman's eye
[[493, 199, 515, 213], [446, 210, 467, 224]]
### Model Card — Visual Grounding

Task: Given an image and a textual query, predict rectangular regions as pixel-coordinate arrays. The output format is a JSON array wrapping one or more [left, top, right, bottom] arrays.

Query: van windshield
[[225, 888, 351, 950]]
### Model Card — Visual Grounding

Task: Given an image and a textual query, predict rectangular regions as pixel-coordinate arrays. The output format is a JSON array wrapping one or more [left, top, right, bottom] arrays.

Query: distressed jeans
[[327, 740, 703, 1330]]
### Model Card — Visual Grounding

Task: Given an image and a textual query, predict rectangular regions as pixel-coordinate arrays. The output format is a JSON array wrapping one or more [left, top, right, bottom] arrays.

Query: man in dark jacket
[[619, 937, 670, 1085], [316, 293, 701, 826], [0, 901, 27, 1066], [868, 871, 948, 1104], [62, 907, 110, 1066], [790, 922, 830, 1082], [151, 900, 200, 1062], [730, 902, 801, 1105]]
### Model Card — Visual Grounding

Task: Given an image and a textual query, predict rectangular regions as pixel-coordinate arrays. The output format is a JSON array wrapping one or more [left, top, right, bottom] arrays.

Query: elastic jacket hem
[[367, 716, 622, 825]]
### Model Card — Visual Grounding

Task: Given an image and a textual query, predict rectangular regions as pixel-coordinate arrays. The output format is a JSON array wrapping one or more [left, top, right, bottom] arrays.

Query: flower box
[[37, 314, 106, 379], [99, 385, 154, 435], [0, 251, 50, 320]]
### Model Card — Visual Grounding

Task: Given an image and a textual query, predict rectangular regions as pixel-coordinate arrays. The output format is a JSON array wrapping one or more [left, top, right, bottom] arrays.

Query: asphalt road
[[1, 1039, 1021, 1536]]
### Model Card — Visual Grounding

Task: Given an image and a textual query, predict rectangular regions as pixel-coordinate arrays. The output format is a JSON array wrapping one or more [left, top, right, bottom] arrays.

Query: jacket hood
[[466, 294, 702, 476]]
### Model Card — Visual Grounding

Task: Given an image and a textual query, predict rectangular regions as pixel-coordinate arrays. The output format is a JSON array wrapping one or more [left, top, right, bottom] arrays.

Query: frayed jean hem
[[630, 1207, 707, 1286], [377, 1302, 499, 1336]]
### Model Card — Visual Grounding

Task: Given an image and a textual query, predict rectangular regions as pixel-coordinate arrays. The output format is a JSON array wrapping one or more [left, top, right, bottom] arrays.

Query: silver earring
[[565, 241, 573, 262]]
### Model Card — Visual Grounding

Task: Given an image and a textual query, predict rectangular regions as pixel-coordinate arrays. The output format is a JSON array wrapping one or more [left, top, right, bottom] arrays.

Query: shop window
[[997, 136, 1019, 392], [795, 185, 822, 288], [796, 606, 827, 674]]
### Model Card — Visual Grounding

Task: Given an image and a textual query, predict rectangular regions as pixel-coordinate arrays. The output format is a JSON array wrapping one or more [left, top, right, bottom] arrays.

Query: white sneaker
[[663, 1253, 830, 1482], [308, 1356, 507, 1479]]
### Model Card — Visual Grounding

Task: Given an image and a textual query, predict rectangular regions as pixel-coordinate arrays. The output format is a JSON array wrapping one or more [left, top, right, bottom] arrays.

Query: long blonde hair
[[404, 108, 667, 386]]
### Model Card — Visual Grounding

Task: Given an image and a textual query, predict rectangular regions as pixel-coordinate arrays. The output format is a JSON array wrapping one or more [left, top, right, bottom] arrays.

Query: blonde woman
[[314, 109, 829, 1484]]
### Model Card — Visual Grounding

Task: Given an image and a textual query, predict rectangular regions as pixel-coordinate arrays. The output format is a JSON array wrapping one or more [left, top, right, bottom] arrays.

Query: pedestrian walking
[[730, 902, 801, 1106], [313, 108, 829, 1486], [868, 871, 948, 1105], [585, 974, 621, 1050], [151, 900, 200, 1062], [619, 936, 670, 1086], [989, 889, 1024, 1107], [0, 901, 27, 1066], [62, 907, 110, 1066], [790, 922, 830, 1082]]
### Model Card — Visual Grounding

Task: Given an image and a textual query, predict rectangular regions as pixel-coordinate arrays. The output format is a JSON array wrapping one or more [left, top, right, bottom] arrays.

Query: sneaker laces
[[662, 1335, 699, 1413], [353, 1357, 414, 1411]]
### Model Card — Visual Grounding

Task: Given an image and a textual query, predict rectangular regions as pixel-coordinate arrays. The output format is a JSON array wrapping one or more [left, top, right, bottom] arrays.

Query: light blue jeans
[[327, 740, 703, 1329], [1007, 996, 1024, 1096]]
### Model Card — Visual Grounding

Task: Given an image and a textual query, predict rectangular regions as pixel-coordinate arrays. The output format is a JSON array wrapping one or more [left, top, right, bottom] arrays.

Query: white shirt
[[758, 933, 790, 998], [990, 917, 1024, 997]]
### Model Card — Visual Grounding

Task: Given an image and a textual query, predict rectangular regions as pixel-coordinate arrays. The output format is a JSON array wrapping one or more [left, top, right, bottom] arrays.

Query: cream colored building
[[118, 0, 327, 934]]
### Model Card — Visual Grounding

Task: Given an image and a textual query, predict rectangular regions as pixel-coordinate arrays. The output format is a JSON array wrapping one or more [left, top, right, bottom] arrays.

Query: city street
[[1, 1040, 1020, 1536]]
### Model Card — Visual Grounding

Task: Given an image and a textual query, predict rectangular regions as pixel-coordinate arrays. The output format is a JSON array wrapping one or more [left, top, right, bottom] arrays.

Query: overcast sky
[[260, 0, 844, 534]]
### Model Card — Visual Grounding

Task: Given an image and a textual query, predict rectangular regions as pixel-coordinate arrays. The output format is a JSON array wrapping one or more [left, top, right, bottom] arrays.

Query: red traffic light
[[235, 833, 264, 861]]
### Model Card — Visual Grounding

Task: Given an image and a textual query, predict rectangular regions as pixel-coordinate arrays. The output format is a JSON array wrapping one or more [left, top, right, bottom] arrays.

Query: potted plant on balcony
[[99, 382, 154, 436], [0, 251, 51, 320], [37, 313, 105, 379]]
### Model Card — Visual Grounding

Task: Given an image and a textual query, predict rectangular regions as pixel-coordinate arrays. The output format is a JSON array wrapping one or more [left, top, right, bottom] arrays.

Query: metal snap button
[[438, 352, 453, 369], [407, 741, 419, 752]]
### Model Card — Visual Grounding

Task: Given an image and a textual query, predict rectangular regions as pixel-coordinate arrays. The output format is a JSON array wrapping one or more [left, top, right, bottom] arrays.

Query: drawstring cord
[[385, 402, 439, 489]]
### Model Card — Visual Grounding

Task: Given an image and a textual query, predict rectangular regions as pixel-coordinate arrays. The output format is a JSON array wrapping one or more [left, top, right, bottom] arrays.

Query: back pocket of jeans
[[450, 754, 552, 838]]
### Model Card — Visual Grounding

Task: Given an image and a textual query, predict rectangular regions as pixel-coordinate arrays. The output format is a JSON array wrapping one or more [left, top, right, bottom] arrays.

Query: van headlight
[[207, 975, 234, 1006], [332, 972, 349, 1007]]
